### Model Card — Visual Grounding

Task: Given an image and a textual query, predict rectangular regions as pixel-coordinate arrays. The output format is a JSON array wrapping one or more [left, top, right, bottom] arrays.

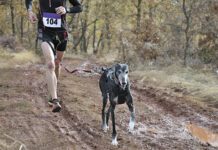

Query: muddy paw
[[111, 138, 118, 146], [102, 125, 109, 132], [128, 121, 135, 132]]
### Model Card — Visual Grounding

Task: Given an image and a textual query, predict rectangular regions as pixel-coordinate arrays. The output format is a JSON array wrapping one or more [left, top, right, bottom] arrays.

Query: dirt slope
[[0, 58, 217, 150]]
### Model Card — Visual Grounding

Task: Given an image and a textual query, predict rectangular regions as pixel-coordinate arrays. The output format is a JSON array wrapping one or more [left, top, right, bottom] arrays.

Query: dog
[[99, 63, 135, 145]]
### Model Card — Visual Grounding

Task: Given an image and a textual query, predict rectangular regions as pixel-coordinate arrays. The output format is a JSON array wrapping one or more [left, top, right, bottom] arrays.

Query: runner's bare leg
[[41, 42, 57, 99], [55, 51, 64, 80]]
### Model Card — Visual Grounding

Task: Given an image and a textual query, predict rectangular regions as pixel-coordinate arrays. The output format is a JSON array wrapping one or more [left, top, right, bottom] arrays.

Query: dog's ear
[[125, 64, 129, 70], [107, 65, 116, 79], [115, 63, 122, 70], [106, 66, 114, 79], [116, 63, 121, 66]]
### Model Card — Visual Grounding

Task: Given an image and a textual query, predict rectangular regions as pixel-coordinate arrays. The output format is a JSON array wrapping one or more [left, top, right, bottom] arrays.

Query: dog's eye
[[117, 70, 122, 74], [126, 71, 129, 74]]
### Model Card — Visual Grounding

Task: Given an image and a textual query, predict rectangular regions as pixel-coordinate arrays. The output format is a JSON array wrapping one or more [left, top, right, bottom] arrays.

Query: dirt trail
[[0, 58, 217, 150]]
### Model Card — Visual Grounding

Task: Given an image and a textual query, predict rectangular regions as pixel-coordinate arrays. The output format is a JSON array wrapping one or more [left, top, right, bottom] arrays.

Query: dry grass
[[97, 51, 119, 63], [132, 64, 218, 107], [0, 49, 40, 68], [64, 51, 119, 64]]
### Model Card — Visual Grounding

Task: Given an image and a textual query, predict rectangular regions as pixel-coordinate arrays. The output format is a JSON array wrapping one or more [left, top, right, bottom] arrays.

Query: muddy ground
[[0, 58, 217, 150]]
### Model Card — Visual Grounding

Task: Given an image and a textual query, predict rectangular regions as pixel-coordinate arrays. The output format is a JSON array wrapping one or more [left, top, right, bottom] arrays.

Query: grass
[[132, 63, 218, 108], [0, 49, 40, 69]]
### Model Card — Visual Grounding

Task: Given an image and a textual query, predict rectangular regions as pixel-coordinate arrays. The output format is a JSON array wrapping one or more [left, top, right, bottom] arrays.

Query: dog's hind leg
[[101, 94, 109, 132], [126, 94, 135, 132], [111, 104, 118, 145]]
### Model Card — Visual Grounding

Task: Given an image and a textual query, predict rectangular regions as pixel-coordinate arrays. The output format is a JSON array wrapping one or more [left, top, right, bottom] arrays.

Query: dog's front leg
[[101, 94, 109, 132], [126, 93, 135, 132], [111, 103, 118, 145]]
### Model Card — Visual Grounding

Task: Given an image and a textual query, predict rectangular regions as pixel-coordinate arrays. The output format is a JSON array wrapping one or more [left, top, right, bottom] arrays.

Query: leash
[[42, 38, 99, 75], [60, 62, 102, 75], [61, 63, 93, 74]]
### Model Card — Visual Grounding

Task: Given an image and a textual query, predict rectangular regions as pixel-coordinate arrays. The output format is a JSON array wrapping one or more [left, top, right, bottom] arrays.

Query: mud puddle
[[186, 124, 218, 147]]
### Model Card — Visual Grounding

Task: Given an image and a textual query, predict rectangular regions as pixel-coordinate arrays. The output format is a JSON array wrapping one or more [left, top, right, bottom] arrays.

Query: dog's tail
[[92, 67, 107, 75], [101, 67, 107, 72], [98, 67, 107, 75]]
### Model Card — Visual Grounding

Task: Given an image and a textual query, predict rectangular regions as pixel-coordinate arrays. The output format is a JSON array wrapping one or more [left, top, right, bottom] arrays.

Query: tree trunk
[[10, 0, 15, 36], [80, 0, 90, 53], [94, 31, 103, 55], [81, 20, 88, 53], [70, 14, 80, 53], [136, 0, 142, 34], [92, 19, 97, 51], [182, 0, 190, 66], [20, 0, 24, 43], [105, 16, 111, 52]]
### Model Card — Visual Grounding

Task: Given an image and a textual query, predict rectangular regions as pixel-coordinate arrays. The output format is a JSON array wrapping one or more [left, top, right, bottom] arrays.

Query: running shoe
[[48, 98, 62, 107], [50, 99, 62, 113]]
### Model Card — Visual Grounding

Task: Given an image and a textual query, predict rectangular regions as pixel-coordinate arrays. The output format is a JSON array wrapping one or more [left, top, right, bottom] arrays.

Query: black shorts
[[38, 28, 68, 52]]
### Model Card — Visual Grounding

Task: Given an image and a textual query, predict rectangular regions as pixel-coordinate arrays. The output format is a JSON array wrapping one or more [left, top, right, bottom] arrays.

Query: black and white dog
[[99, 64, 135, 145]]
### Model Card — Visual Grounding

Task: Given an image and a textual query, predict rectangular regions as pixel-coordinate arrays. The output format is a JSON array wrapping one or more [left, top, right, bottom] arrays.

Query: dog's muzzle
[[121, 82, 127, 90], [119, 80, 127, 90]]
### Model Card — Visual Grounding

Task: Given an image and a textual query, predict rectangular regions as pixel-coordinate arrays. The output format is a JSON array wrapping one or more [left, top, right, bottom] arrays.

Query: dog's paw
[[111, 140, 118, 146], [128, 121, 135, 132], [102, 125, 109, 132], [111, 136, 118, 146]]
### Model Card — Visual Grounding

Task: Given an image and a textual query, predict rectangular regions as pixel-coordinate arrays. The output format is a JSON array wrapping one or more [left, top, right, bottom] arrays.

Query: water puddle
[[186, 124, 218, 147]]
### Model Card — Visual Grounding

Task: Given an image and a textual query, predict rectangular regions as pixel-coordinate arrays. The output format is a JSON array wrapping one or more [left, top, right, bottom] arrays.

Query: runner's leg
[[55, 31, 68, 79], [55, 50, 64, 80], [41, 42, 57, 100]]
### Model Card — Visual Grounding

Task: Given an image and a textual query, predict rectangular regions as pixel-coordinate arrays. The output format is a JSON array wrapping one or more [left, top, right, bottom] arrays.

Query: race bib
[[43, 12, 61, 28]]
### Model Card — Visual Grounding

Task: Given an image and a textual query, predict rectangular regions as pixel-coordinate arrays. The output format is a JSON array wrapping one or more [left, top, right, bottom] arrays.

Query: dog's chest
[[109, 86, 128, 104], [107, 83, 125, 94]]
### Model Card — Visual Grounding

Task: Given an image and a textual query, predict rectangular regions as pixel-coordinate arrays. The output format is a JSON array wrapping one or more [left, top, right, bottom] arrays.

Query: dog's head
[[113, 64, 129, 90]]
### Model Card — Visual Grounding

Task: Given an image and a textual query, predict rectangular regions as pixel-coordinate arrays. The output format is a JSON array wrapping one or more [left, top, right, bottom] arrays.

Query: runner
[[25, 0, 82, 112]]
